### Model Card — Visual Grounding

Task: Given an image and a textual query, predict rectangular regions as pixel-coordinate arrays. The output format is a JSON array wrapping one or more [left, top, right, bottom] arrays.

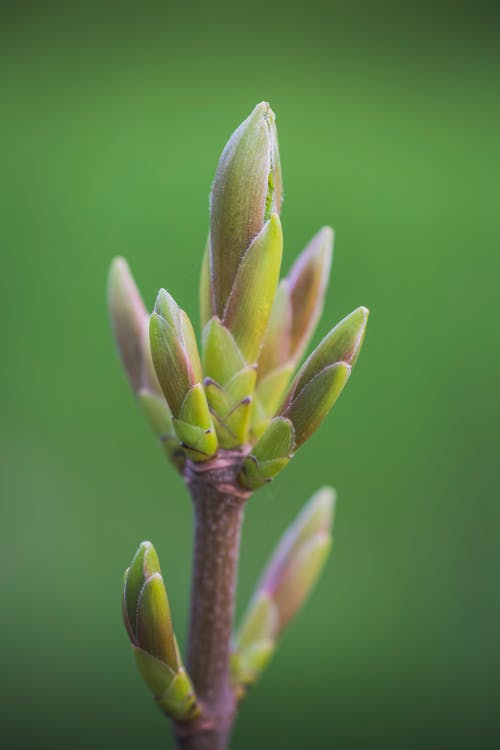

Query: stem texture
[[173, 451, 250, 750]]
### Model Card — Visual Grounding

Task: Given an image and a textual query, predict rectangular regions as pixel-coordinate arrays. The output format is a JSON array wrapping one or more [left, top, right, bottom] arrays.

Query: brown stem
[[173, 451, 251, 750]]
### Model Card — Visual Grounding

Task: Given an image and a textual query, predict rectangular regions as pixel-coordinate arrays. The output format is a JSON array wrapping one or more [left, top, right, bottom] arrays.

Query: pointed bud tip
[[347, 306, 369, 361], [107, 257, 143, 305], [251, 101, 274, 120], [132, 540, 161, 578], [297, 227, 333, 281], [210, 101, 282, 316], [108, 255, 127, 276], [108, 256, 133, 289], [108, 256, 149, 391], [317, 226, 334, 245], [306, 486, 336, 534], [154, 288, 178, 321], [268, 212, 282, 233]]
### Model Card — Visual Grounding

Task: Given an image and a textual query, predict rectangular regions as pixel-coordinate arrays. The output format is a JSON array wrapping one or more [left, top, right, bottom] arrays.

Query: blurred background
[[1, 1, 499, 747]]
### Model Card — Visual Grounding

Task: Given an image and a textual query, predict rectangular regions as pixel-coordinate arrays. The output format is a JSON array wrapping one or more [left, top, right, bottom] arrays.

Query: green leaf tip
[[282, 361, 352, 447], [290, 306, 369, 398], [136, 572, 177, 668], [123, 543, 169, 650], [123, 543, 200, 721], [222, 213, 283, 363]]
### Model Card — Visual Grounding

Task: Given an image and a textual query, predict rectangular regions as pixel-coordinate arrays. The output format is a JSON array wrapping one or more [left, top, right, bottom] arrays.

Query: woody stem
[[173, 451, 250, 750]]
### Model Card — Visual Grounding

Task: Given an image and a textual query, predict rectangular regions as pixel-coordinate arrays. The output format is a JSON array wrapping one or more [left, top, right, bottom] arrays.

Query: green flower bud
[[108, 258, 183, 468], [280, 306, 369, 448], [232, 488, 334, 696], [282, 362, 351, 447], [150, 289, 202, 414], [210, 102, 282, 319], [150, 289, 218, 461], [122, 542, 176, 665], [122, 542, 199, 721], [288, 306, 369, 399]]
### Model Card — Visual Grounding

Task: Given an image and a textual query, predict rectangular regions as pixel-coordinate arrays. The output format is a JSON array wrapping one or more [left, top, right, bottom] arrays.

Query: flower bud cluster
[[109, 102, 368, 473]]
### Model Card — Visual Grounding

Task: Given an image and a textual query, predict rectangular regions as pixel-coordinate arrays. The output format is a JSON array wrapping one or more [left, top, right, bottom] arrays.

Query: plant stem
[[173, 451, 251, 750]]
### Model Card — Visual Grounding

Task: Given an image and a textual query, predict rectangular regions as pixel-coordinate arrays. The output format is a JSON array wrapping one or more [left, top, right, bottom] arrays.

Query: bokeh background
[[1, 1, 499, 748]]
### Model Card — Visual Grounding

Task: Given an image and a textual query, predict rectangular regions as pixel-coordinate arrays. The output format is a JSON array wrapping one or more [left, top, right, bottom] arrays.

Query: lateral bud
[[122, 542, 200, 721], [241, 307, 368, 487], [107, 258, 183, 468], [258, 226, 334, 379], [150, 289, 218, 461], [280, 305, 368, 446], [251, 227, 333, 437], [232, 488, 335, 696]]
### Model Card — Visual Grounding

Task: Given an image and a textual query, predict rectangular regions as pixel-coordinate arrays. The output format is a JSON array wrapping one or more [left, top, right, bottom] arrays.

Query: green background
[[1, 1, 499, 747]]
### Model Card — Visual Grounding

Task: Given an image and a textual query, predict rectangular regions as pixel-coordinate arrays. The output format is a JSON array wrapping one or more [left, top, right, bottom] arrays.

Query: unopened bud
[[122, 542, 176, 667], [280, 306, 369, 447], [108, 257, 148, 393], [210, 102, 282, 318], [150, 289, 217, 460], [122, 542, 199, 721], [258, 227, 333, 378], [232, 488, 334, 694]]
